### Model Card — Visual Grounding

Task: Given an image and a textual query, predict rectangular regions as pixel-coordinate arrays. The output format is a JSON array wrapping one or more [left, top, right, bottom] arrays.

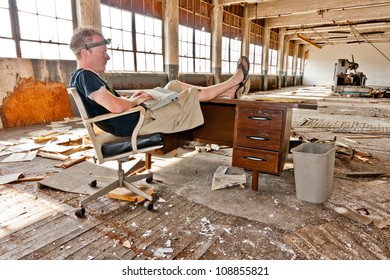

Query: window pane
[[154, 18, 162, 37], [0, 8, 12, 37], [18, 12, 39, 40], [154, 54, 163, 71], [20, 41, 41, 58], [111, 50, 124, 70], [55, 0, 71, 20], [38, 16, 58, 42], [135, 14, 145, 33], [146, 53, 155, 69], [101, 5, 110, 26], [136, 53, 146, 71], [37, 0, 56, 17], [41, 42, 60, 59], [59, 44, 74, 60], [16, 0, 37, 13], [145, 17, 153, 35], [124, 51, 134, 71], [0, 38, 17, 58], [57, 19, 73, 44], [110, 7, 122, 29], [122, 31, 132, 50], [136, 33, 145, 52], [0, 0, 9, 8], [111, 29, 123, 49], [122, 10, 131, 31]]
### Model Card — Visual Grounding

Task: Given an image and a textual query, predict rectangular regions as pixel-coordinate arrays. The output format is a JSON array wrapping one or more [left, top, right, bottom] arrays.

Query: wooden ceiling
[[220, 0, 390, 46]]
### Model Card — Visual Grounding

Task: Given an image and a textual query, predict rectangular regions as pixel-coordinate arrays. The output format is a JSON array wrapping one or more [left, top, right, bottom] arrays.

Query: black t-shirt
[[69, 69, 140, 137]]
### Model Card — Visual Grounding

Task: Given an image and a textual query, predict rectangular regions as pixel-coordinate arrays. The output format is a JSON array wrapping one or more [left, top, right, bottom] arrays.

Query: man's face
[[85, 35, 110, 72]]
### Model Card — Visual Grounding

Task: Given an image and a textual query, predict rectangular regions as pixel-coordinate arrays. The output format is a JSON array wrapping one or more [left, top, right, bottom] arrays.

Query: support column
[[75, 0, 101, 29], [241, 6, 251, 57], [211, 1, 223, 84], [163, 0, 179, 81], [292, 41, 299, 86], [277, 29, 285, 89], [261, 19, 270, 91], [282, 39, 289, 87]]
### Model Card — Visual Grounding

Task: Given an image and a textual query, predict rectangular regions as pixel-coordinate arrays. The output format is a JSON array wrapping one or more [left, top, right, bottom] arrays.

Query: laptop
[[141, 87, 179, 111]]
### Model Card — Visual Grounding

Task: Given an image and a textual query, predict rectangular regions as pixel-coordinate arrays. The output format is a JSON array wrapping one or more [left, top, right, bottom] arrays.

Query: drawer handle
[[247, 136, 269, 141], [249, 116, 271, 121], [244, 156, 266, 162]]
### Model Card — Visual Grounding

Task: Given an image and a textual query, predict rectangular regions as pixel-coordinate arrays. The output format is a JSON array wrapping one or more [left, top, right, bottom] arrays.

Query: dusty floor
[[0, 86, 389, 260]]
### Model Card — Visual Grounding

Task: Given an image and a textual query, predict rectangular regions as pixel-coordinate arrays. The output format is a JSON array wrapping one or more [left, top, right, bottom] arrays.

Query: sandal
[[236, 56, 250, 82], [234, 78, 250, 99]]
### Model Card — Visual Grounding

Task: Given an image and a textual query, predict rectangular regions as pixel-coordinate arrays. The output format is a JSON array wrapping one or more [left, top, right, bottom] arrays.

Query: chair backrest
[[67, 87, 107, 163]]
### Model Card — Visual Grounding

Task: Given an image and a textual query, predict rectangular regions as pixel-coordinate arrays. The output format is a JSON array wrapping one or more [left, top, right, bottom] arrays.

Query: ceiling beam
[[246, 0, 390, 19], [266, 5, 390, 28]]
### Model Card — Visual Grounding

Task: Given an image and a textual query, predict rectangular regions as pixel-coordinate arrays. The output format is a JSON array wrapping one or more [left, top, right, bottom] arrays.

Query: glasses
[[84, 38, 111, 50], [73, 38, 111, 54]]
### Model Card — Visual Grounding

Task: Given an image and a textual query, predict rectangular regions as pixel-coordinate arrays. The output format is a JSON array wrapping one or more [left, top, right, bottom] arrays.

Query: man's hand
[[130, 91, 154, 105]]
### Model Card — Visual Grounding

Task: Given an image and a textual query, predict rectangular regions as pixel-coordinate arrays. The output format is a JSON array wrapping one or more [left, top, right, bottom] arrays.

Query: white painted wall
[[303, 42, 390, 87]]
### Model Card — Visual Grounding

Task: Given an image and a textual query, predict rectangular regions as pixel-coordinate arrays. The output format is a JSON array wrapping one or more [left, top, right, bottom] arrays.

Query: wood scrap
[[17, 175, 51, 182], [56, 155, 87, 169], [108, 185, 154, 203], [37, 151, 70, 161], [345, 172, 388, 178], [344, 135, 383, 139]]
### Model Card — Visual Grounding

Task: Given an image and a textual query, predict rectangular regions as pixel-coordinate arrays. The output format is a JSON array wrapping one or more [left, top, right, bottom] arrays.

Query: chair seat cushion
[[101, 133, 163, 157]]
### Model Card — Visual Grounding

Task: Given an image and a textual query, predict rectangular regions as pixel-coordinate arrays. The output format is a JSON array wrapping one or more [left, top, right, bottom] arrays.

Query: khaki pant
[[138, 80, 204, 135]]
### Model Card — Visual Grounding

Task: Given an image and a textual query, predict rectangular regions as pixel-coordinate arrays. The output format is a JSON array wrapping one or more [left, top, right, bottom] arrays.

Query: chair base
[[74, 160, 157, 218]]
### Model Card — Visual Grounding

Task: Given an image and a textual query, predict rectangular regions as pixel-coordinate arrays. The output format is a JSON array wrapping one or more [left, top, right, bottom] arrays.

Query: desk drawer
[[232, 147, 279, 174], [236, 128, 281, 151], [236, 107, 283, 130]]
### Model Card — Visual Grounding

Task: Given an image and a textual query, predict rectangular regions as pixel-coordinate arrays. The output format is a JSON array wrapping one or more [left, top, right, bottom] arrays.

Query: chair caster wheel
[[146, 176, 153, 184], [75, 208, 86, 218], [144, 201, 154, 211], [88, 180, 97, 188]]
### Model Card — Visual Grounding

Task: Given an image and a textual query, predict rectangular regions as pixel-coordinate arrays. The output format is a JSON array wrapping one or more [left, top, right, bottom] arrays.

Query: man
[[69, 26, 249, 137]]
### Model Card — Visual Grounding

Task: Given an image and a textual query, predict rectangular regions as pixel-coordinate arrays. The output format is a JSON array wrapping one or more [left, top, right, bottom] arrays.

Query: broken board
[[107, 185, 154, 203]]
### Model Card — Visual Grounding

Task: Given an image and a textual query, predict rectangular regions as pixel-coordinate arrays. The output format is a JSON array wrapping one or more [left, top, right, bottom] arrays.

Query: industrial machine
[[332, 55, 367, 93]]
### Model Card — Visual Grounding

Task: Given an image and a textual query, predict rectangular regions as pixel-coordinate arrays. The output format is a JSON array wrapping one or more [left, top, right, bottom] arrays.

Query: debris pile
[[0, 118, 94, 183]]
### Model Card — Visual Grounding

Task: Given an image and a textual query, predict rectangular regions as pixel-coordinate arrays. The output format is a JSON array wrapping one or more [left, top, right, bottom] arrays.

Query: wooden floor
[[0, 182, 297, 260]]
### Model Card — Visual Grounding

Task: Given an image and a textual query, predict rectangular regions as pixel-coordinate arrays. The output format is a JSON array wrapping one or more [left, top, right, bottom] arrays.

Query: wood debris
[[298, 136, 373, 163]]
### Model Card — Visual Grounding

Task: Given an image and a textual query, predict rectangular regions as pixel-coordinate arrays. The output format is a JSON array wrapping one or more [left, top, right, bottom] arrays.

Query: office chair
[[67, 88, 163, 218]]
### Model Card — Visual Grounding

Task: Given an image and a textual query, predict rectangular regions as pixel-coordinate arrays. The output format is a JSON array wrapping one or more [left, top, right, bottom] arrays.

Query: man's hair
[[69, 26, 104, 58]]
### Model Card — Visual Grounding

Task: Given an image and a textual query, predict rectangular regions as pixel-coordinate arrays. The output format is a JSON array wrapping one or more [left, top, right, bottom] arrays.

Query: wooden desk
[[194, 98, 300, 191]]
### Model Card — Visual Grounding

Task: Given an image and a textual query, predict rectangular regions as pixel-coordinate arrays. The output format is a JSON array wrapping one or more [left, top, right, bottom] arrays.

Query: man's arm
[[90, 86, 153, 113]]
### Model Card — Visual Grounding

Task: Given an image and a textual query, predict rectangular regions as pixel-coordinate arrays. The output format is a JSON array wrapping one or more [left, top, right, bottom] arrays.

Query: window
[[287, 55, 293, 75], [101, 4, 134, 71], [268, 49, 278, 75], [194, 28, 211, 73], [135, 13, 163, 72], [249, 20, 263, 74], [296, 57, 302, 75], [179, 25, 194, 73], [16, 0, 73, 59], [0, 0, 16, 58], [249, 44, 262, 74], [179, 0, 211, 73], [101, 0, 163, 72], [222, 8, 242, 73]]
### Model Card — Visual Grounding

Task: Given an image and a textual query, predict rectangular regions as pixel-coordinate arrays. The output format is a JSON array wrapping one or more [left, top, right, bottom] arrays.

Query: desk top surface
[[206, 96, 317, 110]]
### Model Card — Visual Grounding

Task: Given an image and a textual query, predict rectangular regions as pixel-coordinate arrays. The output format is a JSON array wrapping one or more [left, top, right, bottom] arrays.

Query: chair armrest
[[83, 106, 145, 124], [84, 106, 146, 154]]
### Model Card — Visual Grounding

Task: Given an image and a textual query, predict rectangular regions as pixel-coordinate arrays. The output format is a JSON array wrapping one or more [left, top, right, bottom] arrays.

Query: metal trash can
[[291, 142, 336, 203]]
